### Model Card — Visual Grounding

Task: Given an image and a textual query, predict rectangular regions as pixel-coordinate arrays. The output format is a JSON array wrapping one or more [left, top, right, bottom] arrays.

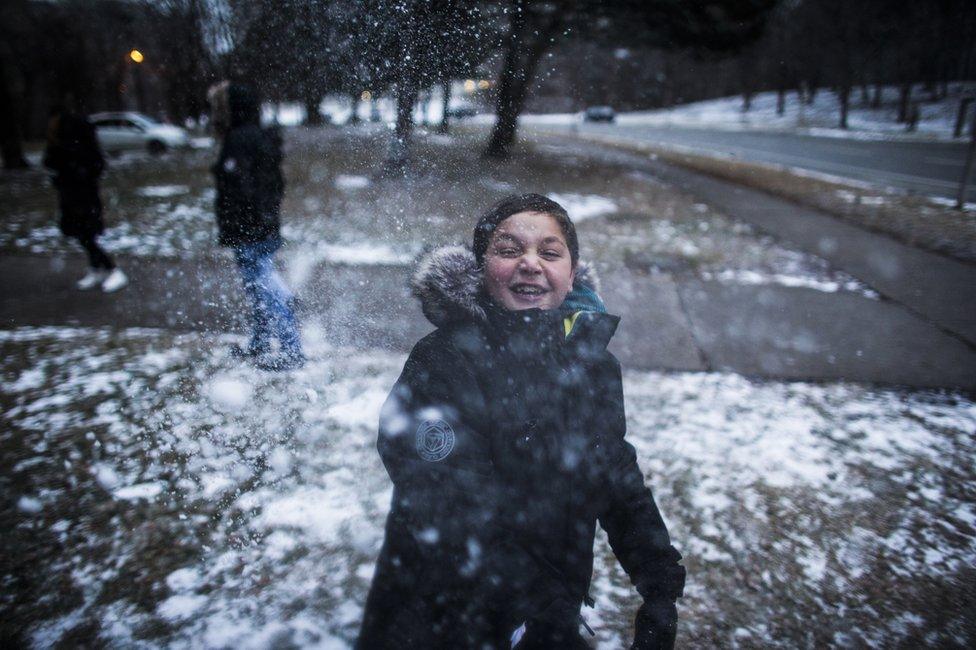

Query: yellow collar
[[563, 311, 582, 338]]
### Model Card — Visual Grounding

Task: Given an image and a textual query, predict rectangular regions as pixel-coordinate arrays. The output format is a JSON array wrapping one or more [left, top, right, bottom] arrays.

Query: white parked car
[[89, 111, 190, 154]]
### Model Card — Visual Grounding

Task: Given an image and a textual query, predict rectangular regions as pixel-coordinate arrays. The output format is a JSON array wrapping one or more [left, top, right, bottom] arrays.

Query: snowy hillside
[[524, 83, 976, 141]]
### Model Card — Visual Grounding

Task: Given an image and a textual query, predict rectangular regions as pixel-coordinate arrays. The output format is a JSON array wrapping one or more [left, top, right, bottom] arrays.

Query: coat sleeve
[[597, 356, 685, 602]]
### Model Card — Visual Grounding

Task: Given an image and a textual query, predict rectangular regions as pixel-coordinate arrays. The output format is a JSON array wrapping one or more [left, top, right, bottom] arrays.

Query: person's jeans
[[233, 238, 302, 357]]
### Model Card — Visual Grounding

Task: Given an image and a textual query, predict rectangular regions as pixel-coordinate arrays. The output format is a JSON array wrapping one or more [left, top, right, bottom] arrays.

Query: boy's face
[[484, 211, 575, 311]]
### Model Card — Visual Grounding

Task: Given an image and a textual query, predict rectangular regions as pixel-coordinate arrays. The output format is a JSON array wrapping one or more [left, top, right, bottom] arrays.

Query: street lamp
[[126, 49, 147, 112]]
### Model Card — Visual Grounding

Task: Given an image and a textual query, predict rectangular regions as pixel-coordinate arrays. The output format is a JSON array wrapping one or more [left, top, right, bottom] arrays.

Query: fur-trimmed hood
[[410, 245, 603, 328]]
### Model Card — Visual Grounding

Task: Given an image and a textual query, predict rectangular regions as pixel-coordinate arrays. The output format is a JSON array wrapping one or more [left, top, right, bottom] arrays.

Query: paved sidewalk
[[2, 251, 973, 390]]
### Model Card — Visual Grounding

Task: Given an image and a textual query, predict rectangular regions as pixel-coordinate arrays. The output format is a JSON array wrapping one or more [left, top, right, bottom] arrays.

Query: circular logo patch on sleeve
[[415, 419, 456, 462]]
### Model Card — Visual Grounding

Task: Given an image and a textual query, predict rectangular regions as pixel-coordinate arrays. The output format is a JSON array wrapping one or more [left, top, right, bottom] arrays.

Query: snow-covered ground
[[522, 83, 975, 141], [3, 325, 973, 647]]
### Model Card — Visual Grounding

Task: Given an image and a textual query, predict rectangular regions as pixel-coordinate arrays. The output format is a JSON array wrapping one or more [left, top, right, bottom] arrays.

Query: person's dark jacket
[[211, 83, 284, 247], [358, 246, 685, 649], [43, 112, 106, 239]]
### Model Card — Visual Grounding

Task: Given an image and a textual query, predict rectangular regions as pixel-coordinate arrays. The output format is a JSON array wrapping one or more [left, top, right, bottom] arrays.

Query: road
[[541, 122, 974, 201]]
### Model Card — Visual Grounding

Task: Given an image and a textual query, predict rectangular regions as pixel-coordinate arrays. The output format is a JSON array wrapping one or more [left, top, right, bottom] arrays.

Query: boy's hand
[[630, 599, 677, 650]]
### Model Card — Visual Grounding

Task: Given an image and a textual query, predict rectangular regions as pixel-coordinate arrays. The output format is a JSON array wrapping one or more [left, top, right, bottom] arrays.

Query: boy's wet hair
[[472, 193, 579, 267]]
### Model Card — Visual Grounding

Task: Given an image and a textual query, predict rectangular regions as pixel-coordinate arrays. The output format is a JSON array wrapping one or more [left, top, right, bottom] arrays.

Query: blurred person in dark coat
[[208, 81, 304, 371], [43, 106, 127, 292]]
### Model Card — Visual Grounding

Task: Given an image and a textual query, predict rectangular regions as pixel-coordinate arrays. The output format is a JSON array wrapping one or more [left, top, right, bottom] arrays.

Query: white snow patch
[[547, 193, 617, 221], [11, 367, 46, 391], [334, 174, 371, 190], [263, 530, 299, 561], [584, 84, 971, 141], [18, 496, 44, 513], [267, 447, 293, 475], [701, 268, 878, 297], [201, 474, 235, 499], [327, 389, 388, 429], [166, 567, 201, 593], [137, 185, 190, 198], [929, 196, 976, 211], [114, 482, 163, 500], [206, 375, 253, 410], [799, 549, 828, 582], [93, 463, 121, 490], [256, 481, 362, 546], [158, 593, 208, 621]]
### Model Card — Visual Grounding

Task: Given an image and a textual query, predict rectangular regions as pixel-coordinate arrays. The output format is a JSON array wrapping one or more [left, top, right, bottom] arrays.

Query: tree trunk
[[954, 97, 973, 138], [906, 102, 919, 132], [385, 80, 418, 173], [776, 88, 785, 116], [348, 93, 361, 124], [484, 2, 558, 159], [897, 83, 911, 123], [304, 93, 322, 126], [437, 79, 451, 134], [838, 85, 850, 129], [419, 89, 431, 126], [384, 0, 422, 170], [742, 89, 752, 112], [485, 2, 528, 159], [871, 83, 882, 109]]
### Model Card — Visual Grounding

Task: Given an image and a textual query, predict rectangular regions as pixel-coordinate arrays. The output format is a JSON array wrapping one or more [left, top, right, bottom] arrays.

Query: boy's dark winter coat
[[43, 113, 106, 239], [358, 247, 684, 649], [211, 84, 285, 247]]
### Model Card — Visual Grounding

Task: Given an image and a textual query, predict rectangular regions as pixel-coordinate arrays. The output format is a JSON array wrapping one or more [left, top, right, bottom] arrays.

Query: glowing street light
[[361, 90, 372, 101], [477, 79, 490, 90], [129, 49, 145, 64], [463, 79, 476, 93]]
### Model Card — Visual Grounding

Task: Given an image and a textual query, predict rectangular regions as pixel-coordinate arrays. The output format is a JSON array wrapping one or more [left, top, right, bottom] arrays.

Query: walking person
[[358, 194, 685, 648], [43, 106, 127, 292], [208, 81, 304, 371]]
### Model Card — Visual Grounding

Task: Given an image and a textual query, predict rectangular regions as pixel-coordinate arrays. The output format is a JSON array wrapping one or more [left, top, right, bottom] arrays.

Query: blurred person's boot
[[101, 268, 129, 293], [254, 351, 306, 372], [77, 269, 109, 290]]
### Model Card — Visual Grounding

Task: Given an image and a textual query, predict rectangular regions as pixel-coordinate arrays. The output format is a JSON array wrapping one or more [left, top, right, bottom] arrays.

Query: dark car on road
[[583, 106, 616, 123]]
